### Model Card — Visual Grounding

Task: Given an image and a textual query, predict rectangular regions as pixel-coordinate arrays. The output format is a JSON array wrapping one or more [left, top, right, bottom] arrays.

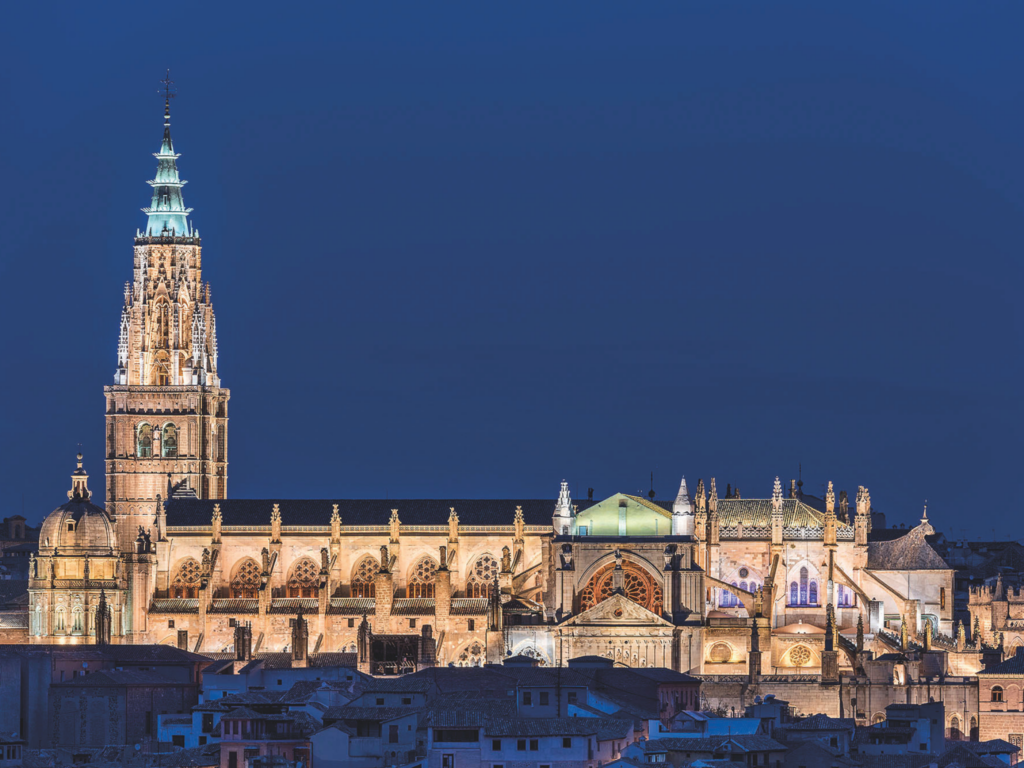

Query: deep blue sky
[[1, 3, 1022, 538]]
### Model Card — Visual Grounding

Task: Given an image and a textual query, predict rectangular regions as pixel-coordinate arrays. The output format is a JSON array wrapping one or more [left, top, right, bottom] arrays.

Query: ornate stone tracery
[[171, 557, 200, 598], [579, 560, 663, 615], [230, 558, 261, 598], [351, 556, 379, 598], [466, 554, 498, 598], [408, 557, 438, 598], [287, 557, 319, 597]]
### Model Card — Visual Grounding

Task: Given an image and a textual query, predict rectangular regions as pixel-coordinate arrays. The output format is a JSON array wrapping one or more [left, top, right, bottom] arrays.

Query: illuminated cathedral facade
[[26, 98, 960, 687]]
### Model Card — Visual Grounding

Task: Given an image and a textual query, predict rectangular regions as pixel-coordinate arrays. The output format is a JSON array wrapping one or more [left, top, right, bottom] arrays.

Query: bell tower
[[104, 77, 229, 551]]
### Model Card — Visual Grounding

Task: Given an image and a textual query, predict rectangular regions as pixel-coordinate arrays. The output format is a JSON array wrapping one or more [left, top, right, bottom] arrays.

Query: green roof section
[[571, 494, 672, 536]]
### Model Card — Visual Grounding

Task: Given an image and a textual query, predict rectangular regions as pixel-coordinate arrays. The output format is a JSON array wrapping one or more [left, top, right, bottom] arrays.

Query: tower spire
[[143, 71, 193, 237]]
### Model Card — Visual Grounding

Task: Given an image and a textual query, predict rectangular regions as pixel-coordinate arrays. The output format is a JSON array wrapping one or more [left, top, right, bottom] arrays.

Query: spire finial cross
[[159, 70, 177, 102]]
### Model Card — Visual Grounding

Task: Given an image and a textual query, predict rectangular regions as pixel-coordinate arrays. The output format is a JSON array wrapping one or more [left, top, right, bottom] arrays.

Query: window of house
[[517, 740, 526, 751], [563, 737, 572, 748], [410, 619, 416, 629], [198, 737, 207, 746], [492, 739, 501, 751], [568, 692, 577, 704], [376, 697, 385, 706], [441, 756, 455, 768], [530, 739, 538, 751], [145, 712, 152, 735], [523, 692, 532, 706], [993, 686, 1004, 702], [168, 619, 175, 628], [228, 752, 238, 768], [229, 618, 236, 627], [389, 725, 399, 743], [172, 736, 185, 748], [402, 697, 412, 705], [540, 692, 549, 706], [348, 618, 355, 627], [202, 714, 213, 733], [468, 619, 475, 631]]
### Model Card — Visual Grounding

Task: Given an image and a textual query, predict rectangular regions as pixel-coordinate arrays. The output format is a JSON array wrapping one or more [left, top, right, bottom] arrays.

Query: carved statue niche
[[614, 549, 623, 569], [560, 543, 573, 570], [501, 546, 512, 573], [320, 547, 329, 572], [379, 545, 390, 573]]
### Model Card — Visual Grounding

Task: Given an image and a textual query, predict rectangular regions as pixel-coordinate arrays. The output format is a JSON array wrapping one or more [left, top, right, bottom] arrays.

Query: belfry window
[[138, 423, 153, 458], [162, 423, 178, 458]]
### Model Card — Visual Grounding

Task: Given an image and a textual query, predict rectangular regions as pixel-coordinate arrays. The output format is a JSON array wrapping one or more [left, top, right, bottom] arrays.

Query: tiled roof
[[165, 498, 592, 527], [784, 713, 856, 731], [0, 611, 27, 628], [252, 652, 357, 670], [502, 596, 543, 614], [717, 498, 823, 528], [450, 598, 489, 615], [867, 525, 951, 571], [323, 706, 419, 723], [0, 582, 28, 606], [484, 716, 608, 737], [328, 597, 375, 615], [150, 599, 199, 614], [391, 598, 435, 616], [646, 735, 788, 753], [210, 599, 259, 614], [364, 678, 432, 693], [269, 598, 318, 613]]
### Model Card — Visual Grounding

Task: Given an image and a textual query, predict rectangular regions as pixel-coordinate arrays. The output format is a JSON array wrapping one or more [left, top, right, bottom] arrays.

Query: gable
[[571, 494, 672, 536], [560, 593, 674, 628]]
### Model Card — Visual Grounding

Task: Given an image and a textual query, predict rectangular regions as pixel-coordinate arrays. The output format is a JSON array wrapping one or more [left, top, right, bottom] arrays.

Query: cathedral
[[24, 98, 960, 687]]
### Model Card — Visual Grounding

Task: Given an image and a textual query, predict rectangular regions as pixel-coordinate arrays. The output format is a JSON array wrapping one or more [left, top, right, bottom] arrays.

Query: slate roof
[[363, 678, 432, 693], [252, 652, 357, 670], [165, 498, 590, 527], [56, 669, 182, 686], [0, 581, 28, 606], [867, 525, 951, 570], [976, 653, 1024, 676]]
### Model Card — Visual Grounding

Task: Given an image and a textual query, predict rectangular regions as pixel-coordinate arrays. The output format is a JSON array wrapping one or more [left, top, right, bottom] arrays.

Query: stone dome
[[39, 454, 116, 553]]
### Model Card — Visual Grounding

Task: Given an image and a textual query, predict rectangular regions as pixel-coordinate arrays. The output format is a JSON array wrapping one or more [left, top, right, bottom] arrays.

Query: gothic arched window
[[790, 581, 799, 605], [351, 556, 379, 598], [162, 423, 178, 458], [287, 557, 319, 598], [408, 557, 438, 599], [55, 608, 66, 633], [230, 558, 261, 599], [138, 423, 153, 458], [809, 580, 818, 606], [466, 554, 498, 598], [171, 558, 200, 599], [949, 716, 962, 741], [800, 567, 809, 605]]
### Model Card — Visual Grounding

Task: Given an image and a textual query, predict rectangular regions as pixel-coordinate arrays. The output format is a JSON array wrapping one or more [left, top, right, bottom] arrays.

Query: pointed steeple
[[553, 480, 573, 535], [673, 476, 691, 516], [143, 72, 193, 237], [671, 476, 693, 536]]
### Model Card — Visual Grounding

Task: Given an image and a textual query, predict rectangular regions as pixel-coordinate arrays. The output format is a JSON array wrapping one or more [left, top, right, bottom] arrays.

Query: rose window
[[578, 561, 663, 615], [788, 645, 812, 666]]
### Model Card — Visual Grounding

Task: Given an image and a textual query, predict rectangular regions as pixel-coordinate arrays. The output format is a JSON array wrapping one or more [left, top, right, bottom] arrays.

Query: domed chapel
[[22, 96, 961, 716]]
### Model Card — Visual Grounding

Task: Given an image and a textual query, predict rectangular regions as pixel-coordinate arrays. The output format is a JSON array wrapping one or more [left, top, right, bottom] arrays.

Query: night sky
[[2, 3, 1022, 539]]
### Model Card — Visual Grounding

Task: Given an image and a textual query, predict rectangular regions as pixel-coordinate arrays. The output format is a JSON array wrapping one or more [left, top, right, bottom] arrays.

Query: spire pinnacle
[[143, 71, 193, 238]]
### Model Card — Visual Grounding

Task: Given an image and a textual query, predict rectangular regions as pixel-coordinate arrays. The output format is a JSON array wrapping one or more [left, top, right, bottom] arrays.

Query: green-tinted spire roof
[[142, 78, 193, 237]]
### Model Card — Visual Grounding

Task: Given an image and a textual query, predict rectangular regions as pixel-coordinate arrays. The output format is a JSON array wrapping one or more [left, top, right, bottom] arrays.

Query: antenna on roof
[[649, 471, 656, 500]]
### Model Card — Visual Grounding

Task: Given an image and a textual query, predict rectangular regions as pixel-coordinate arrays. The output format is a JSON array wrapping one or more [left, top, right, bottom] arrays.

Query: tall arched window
[[138, 423, 153, 458], [466, 554, 498, 598], [162, 423, 178, 458], [992, 686, 1004, 703], [408, 557, 438, 599], [809, 580, 818, 606], [55, 608, 66, 632], [72, 607, 83, 634], [790, 581, 798, 604], [171, 558, 200, 599], [800, 567, 809, 605], [351, 556, 379, 598], [949, 716, 962, 741], [287, 558, 319, 597], [789, 566, 818, 607], [230, 559, 261, 598], [837, 584, 854, 607]]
